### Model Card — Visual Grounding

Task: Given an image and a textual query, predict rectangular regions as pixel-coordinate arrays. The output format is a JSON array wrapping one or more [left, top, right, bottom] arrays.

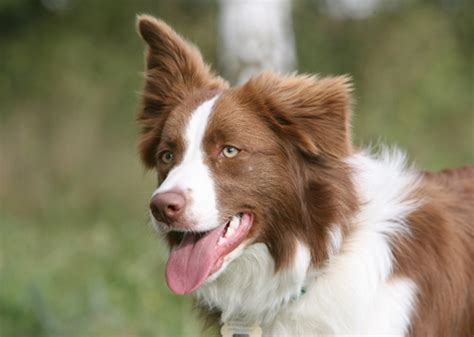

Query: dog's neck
[[195, 241, 313, 325]]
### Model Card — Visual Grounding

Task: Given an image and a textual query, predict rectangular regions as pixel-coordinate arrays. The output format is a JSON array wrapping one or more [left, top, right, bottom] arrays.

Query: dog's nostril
[[167, 204, 180, 213], [150, 191, 186, 223]]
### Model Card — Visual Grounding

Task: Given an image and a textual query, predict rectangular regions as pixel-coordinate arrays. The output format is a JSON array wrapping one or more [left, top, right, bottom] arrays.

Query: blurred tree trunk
[[217, 0, 296, 85]]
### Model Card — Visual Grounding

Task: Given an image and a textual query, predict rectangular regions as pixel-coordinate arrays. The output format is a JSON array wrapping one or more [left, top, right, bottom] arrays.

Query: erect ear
[[136, 15, 229, 167], [243, 72, 353, 159]]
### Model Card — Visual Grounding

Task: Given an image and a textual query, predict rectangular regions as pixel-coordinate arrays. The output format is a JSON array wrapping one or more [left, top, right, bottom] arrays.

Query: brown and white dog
[[135, 15, 474, 337]]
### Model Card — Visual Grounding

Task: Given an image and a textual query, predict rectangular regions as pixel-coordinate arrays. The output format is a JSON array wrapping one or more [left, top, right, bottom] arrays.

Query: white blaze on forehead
[[153, 95, 219, 231]]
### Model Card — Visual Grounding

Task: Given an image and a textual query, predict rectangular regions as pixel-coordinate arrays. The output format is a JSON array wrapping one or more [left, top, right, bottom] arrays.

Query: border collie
[[135, 15, 473, 337]]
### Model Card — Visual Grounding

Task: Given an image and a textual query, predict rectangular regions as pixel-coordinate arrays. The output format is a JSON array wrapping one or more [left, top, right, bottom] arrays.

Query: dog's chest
[[260, 277, 416, 336], [197, 242, 417, 337]]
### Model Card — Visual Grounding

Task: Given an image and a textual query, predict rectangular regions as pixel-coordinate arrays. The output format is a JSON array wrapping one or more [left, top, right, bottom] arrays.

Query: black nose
[[150, 191, 186, 223]]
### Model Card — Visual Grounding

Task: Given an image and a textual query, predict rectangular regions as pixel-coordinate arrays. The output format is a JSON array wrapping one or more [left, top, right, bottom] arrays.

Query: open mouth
[[165, 212, 253, 295]]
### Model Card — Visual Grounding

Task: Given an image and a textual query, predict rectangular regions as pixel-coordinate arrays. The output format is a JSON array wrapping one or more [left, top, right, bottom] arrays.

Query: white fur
[[196, 240, 311, 324], [195, 149, 420, 336], [327, 225, 343, 258], [151, 96, 220, 232]]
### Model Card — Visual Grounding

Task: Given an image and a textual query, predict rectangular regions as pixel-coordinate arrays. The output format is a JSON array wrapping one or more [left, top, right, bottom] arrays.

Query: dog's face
[[137, 16, 356, 295]]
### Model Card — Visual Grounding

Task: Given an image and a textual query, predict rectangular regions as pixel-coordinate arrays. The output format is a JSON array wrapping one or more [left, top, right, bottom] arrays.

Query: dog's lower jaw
[[194, 241, 312, 325]]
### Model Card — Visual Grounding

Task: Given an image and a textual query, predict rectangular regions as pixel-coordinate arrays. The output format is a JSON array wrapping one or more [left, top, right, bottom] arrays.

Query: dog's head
[[136, 16, 357, 295]]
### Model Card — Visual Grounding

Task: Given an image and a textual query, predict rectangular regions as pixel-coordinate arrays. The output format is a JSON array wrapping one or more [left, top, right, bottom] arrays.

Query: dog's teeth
[[218, 237, 226, 246], [229, 216, 240, 229], [219, 215, 241, 245], [225, 227, 235, 238]]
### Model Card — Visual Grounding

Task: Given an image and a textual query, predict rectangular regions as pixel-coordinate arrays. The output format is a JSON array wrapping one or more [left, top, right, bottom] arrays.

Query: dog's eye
[[160, 150, 174, 164], [221, 146, 240, 158]]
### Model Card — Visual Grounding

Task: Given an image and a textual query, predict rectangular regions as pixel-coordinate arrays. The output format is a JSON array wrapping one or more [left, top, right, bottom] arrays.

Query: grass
[[0, 1, 472, 336], [0, 212, 206, 337]]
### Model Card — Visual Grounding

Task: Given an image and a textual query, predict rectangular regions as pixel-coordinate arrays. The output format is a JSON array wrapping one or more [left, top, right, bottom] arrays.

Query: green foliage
[[0, 1, 472, 336]]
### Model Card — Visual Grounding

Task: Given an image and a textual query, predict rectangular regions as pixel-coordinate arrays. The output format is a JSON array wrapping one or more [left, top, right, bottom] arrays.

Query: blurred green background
[[0, 0, 472, 336]]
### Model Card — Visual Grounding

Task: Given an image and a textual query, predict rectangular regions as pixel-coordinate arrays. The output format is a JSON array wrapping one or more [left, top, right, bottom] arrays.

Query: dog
[[135, 15, 474, 337]]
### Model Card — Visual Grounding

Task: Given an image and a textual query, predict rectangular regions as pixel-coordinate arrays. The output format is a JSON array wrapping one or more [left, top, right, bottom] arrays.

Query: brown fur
[[393, 167, 474, 337], [202, 83, 358, 270], [136, 15, 474, 336]]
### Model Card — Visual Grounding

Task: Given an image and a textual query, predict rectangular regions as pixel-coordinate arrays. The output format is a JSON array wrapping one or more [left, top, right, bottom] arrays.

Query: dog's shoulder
[[402, 165, 474, 336]]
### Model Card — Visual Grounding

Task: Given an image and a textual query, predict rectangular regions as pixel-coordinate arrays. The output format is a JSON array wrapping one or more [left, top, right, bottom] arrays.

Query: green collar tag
[[290, 286, 307, 301]]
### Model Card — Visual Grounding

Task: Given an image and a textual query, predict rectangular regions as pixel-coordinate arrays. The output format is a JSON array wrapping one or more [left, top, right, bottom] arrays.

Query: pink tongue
[[165, 224, 226, 294]]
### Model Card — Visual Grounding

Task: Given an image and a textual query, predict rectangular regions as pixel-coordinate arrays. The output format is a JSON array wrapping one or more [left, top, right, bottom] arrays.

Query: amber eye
[[160, 151, 174, 164], [221, 145, 240, 158]]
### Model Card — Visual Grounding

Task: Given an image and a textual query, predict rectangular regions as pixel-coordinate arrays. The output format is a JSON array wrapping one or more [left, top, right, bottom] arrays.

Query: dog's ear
[[244, 72, 353, 159], [136, 15, 228, 168]]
